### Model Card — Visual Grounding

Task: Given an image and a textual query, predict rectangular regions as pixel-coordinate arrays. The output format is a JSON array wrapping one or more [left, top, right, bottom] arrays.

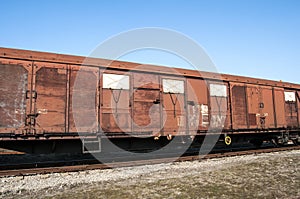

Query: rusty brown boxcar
[[0, 47, 299, 153]]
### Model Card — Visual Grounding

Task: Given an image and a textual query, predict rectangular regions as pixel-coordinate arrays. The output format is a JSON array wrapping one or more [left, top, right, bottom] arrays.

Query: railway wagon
[[0, 47, 300, 154]]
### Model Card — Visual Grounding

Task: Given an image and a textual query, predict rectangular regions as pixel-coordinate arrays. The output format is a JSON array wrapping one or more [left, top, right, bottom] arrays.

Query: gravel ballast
[[1, 150, 299, 199]]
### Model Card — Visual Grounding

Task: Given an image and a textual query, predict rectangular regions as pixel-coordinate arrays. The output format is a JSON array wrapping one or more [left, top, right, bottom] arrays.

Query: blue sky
[[1, 0, 299, 83]]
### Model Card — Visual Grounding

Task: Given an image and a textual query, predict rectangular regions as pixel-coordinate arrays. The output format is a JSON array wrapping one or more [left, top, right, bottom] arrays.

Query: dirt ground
[[1, 150, 299, 199]]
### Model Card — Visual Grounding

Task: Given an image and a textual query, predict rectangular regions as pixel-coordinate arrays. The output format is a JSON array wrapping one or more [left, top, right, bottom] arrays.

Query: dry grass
[[3, 151, 300, 199]]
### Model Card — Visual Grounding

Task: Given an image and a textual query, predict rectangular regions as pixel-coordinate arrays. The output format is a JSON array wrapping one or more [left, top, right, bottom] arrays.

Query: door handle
[[25, 90, 38, 99]]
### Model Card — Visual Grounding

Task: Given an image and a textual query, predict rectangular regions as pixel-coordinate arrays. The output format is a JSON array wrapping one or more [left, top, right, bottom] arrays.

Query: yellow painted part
[[225, 136, 232, 145]]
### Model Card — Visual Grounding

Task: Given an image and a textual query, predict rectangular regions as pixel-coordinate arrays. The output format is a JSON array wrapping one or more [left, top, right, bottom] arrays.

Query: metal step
[[82, 136, 101, 153]]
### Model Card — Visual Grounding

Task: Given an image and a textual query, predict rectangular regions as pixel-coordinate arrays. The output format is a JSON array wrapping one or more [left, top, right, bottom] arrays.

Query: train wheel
[[224, 135, 232, 146]]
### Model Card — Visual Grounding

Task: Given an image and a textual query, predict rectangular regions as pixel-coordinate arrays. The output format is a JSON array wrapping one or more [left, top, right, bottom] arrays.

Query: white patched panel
[[284, 91, 296, 102], [163, 79, 184, 94], [210, 84, 227, 97], [201, 104, 209, 127], [200, 104, 208, 114], [103, 74, 130, 89]]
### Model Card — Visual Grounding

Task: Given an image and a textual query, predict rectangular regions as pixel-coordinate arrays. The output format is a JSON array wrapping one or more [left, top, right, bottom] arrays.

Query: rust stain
[[0, 48, 299, 140]]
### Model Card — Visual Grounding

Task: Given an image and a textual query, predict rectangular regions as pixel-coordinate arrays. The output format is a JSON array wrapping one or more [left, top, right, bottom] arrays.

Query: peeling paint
[[188, 104, 200, 128], [210, 115, 226, 128], [0, 65, 27, 128]]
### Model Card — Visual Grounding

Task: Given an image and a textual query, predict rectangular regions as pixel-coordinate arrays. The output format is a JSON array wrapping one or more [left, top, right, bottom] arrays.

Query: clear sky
[[1, 0, 299, 83]]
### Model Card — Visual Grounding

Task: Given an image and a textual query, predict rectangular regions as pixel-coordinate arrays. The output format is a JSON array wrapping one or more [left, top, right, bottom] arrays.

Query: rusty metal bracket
[[111, 88, 122, 119], [26, 90, 30, 99], [169, 92, 179, 118], [26, 90, 38, 99]]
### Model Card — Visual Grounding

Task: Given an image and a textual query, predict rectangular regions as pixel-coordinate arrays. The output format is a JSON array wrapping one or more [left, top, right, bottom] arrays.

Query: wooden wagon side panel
[[161, 77, 186, 136], [230, 83, 248, 129], [0, 59, 31, 134], [273, 88, 286, 128], [261, 86, 275, 128], [34, 62, 68, 133], [186, 78, 209, 134], [132, 72, 161, 136], [208, 82, 231, 130], [246, 85, 275, 129], [68, 65, 99, 134], [101, 71, 131, 134], [284, 90, 298, 128]]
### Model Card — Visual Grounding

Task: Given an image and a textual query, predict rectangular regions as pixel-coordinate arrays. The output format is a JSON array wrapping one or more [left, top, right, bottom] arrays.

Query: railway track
[[0, 145, 299, 177]]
